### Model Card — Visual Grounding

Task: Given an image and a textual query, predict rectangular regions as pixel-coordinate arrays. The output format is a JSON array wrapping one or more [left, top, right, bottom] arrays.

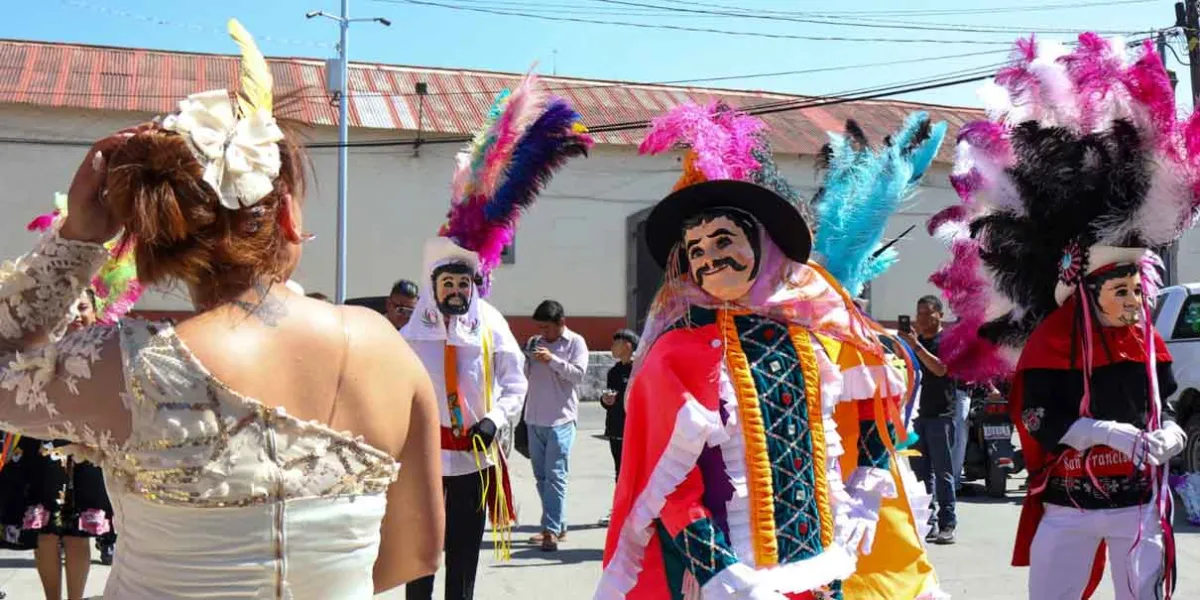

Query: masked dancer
[[401, 72, 592, 600], [928, 33, 1197, 600], [597, 103, 947, 599]]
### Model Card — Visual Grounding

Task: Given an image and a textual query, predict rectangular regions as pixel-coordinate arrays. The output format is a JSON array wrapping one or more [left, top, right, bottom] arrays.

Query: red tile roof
[[0, 39, 984, 161]]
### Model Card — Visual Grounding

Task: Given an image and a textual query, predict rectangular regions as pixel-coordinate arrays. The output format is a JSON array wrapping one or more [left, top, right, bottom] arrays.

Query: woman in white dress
[[0, 20, 443, 599]]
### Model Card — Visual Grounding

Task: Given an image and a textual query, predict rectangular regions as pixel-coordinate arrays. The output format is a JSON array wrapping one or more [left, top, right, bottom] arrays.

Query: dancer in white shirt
[[400, 67, 592, 600]]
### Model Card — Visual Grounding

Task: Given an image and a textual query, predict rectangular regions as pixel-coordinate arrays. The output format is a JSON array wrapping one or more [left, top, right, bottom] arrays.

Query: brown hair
[[104, 122, 307, 303]]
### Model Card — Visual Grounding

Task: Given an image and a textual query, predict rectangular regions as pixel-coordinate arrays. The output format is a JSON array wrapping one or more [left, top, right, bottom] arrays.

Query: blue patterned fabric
[[658, 308, 844, 599], [857, 421, 894, 469], [734, 313, 826, 564], [655, 518, 739, 597]]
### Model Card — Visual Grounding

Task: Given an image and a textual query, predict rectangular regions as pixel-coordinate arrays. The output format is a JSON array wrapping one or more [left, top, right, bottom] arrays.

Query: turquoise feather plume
[[812, 112, 947, 297]]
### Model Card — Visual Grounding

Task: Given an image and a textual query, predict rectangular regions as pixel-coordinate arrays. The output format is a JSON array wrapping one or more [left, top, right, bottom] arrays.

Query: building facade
[[4, 40, 1197, 348]]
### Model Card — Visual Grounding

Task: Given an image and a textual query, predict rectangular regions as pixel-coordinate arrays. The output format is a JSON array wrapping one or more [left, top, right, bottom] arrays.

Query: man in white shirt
[[523, 300, 589, 552], [402, 238, 527, 600]]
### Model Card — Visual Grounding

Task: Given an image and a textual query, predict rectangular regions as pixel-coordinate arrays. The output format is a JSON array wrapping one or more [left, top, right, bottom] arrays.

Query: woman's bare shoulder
[[340, 305, 429, 385]]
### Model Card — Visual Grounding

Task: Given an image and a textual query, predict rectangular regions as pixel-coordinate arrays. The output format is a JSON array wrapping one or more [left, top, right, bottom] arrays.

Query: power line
[[57, 0, 333, 50], [377, 0, 1016, 45], [660, 0, 1159, 18], [588, 0, 1140, 36]]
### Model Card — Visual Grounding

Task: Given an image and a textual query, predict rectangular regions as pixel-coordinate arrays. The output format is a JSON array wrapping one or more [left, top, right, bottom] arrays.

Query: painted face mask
[[1092, 269, 1144, 327], [434, 268, 475, 316], [682, 214, 758, 303]]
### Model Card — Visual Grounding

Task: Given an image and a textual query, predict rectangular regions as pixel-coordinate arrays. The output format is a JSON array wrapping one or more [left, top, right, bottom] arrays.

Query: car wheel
[[1185, 414, 1200, 473]]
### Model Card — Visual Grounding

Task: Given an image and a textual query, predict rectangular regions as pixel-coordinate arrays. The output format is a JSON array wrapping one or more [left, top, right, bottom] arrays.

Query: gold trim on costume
[[789, 327, 834, 550], [718, 308, 779, 567]]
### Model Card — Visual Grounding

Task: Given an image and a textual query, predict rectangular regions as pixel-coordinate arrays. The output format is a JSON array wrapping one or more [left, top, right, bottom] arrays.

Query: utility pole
[[1158, 29, 1180, 286], [306, 3, 391, 304], [1183, 2, 1200, 104]]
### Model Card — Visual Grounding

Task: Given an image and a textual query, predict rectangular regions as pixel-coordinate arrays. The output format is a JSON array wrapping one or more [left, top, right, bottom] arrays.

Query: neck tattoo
[[231, 281, 288, 327]]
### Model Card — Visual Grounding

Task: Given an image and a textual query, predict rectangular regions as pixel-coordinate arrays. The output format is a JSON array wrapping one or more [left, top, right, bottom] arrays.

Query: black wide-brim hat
[[645, 179, 812, 269]]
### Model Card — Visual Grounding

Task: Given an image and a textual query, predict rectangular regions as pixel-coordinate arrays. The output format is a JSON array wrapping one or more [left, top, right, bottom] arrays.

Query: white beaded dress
[[0, 232, 400, 599]]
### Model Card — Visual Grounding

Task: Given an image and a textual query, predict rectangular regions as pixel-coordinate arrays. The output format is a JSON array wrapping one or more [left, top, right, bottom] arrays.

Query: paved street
[[3, 402, 1198, 599]]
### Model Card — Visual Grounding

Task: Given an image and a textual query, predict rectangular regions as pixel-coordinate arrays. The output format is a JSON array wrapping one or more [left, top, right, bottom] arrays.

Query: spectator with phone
[[898, 295, 958, 545], [523, 300, 589, 551]]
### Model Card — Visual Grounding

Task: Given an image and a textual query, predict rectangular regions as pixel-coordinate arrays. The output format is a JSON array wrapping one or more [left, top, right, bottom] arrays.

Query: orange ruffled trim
[[719, 308, 778, 567], [788, 326, 834, 550]]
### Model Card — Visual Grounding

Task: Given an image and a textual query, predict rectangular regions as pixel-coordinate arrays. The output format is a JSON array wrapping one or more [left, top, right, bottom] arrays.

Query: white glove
[[1096, 420, 1159, 466], [702, 564, 789, 600], [838, 495, 881, 555], [740, 584, 789, 600], [1147, 422, 1187, 465], [1064, 418, 1157, 465]]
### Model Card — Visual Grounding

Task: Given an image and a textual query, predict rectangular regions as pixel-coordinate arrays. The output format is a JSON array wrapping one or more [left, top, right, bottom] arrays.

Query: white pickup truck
[[1154, 284, 1200, 472]]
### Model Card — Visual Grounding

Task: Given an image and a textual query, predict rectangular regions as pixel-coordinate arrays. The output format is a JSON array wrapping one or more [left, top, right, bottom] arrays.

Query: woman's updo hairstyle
[[104, 118, 306, 303]]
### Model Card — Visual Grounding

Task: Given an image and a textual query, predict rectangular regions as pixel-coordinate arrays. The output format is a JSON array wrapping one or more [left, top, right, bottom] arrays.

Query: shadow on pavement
[[952, 483, 1024, 506], [489, 547, 604, 567], [0, 556, 35, 569]]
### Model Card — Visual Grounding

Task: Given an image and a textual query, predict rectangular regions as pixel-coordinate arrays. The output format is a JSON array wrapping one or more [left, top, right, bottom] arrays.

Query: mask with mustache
[[694, 256, 749, 286], [432, 263, 477, 317], [681, 212, 760, 302]]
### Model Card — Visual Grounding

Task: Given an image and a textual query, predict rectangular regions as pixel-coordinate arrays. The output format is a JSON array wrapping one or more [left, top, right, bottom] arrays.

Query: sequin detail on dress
[[105, 320, 399, 508]]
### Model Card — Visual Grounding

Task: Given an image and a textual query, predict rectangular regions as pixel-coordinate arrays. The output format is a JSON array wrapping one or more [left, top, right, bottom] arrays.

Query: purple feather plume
[[439, 81, 593, 294]]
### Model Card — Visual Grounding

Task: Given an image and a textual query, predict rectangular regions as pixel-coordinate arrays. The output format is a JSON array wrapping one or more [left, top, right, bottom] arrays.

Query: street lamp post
[[306, 3, 391, 304]]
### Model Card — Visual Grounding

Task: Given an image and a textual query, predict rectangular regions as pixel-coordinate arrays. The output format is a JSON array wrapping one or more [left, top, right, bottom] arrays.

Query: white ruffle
[[840, 363, 907, 403], [698, 544, 857, 598], [717, 363, 756, 566], [896, 456, 935, 545], [593, 396, 725, 600]]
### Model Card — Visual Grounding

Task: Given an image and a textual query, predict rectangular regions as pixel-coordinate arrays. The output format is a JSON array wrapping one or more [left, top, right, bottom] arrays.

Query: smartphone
[[897, 315, 912, 334]]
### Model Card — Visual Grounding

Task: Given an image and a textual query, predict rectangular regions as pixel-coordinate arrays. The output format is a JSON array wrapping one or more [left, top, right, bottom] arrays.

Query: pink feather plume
[[638, 102, 765, 180]]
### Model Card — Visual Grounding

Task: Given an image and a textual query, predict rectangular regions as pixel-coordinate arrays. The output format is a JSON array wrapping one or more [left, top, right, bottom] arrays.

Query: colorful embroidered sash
[[717, 308, 832, 567], [444, 344, 468, 439]]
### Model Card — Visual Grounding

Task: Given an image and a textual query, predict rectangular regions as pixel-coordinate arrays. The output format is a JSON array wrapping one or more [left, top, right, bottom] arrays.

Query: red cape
[[1009, 297, 1170, 597], [600, 324, 726, 599]]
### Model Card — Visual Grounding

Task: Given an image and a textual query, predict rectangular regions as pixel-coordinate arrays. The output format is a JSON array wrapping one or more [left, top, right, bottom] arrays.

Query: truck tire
[[1186, 414, 1200, 474]]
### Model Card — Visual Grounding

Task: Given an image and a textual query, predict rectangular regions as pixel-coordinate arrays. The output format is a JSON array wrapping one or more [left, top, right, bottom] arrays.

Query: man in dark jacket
[[899, 295, 958, 545], [598, 329, 637, 526]]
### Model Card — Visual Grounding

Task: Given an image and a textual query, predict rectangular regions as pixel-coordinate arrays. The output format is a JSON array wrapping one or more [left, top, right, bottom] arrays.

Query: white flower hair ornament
[[161, 19, 284, 211]]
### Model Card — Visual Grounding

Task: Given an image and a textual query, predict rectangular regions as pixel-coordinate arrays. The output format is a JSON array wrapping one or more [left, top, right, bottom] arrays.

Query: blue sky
[[1, 0, 1187, 108]]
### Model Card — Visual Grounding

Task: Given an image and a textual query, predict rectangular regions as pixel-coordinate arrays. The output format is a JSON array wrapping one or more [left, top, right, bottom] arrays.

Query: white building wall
[[10, 104, 1193, 325]]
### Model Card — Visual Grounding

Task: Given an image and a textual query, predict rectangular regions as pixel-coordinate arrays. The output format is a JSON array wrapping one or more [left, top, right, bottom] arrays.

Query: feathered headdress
[[928, 34, 1200, 382], [28, 194, 143, 325], [436, 72, 592, 295], [639, 102, 945, 295], [812, 113, 947, 297], [638, 101, 818, 223]]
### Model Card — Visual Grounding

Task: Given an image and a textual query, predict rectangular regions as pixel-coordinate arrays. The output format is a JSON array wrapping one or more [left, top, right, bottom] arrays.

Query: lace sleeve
[[0, 230, 110, 353], [0, 324, 131, 455], [0, 229, 129, 455]]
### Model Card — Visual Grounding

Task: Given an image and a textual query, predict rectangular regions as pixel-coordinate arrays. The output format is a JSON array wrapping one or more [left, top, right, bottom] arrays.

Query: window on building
[[1172, 294, 1200, 340], [501, 237, 516, 265]]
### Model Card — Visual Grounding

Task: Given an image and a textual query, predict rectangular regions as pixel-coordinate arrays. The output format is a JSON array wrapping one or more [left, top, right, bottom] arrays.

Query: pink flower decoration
[[78, 509, 111, 536], [26, 211, 60, 232], [22, 505, 48, 530]]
